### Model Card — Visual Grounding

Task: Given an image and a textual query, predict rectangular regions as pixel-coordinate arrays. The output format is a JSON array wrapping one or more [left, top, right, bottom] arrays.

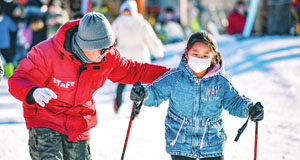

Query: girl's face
[[186, 42, 213, 60]]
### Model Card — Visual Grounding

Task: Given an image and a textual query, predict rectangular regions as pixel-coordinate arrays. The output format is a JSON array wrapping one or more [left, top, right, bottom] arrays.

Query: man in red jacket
[[8, 12, 169, 160], [227, 0, 247, 35]]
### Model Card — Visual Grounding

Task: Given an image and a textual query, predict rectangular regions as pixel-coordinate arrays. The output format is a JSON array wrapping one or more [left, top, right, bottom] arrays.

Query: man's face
[[122, 10, 131, 16], [82, 47, 110, 63]]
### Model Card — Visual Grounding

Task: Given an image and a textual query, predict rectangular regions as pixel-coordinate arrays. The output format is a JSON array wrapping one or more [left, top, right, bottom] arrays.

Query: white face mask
[[237, 6, 246, 15], [188, 55, 211, 73], [165, 13, 173, 20], [121, 15, 133, 23]]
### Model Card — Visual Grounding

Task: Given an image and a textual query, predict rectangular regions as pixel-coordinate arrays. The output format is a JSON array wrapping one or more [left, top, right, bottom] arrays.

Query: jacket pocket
[[207, 119, 227, 146], [66, 109, 97, 131], [35, 107, 65, 126], [165, 110, 187, 144], [23, 105, 37, 118]]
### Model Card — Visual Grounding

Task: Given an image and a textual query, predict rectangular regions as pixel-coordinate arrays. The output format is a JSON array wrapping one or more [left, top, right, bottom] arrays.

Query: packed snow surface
[[1, 35, 300, 160]]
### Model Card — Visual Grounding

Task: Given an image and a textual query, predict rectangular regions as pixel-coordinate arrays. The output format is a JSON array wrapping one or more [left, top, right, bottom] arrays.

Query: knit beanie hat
[[75, 12, 115, 50]]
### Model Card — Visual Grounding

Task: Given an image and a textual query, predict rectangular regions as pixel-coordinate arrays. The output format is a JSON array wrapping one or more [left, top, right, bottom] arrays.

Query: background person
[[155, 6, 184, 44], [111, 0, 164, 113], [46, 0, 69, 39], [0, 5, 18, 78], [227, 0, 247, 35]]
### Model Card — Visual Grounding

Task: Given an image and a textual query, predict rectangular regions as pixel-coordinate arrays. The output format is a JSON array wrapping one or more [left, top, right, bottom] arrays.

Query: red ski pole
[[121, 99, 143, 160], [120, 106, 134, 160], [254, 122, 258, 160]]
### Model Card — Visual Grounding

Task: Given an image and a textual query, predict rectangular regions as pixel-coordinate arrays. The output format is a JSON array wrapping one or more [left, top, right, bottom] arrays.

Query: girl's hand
[[249, 102, 264, 122], [130, 82, 145, 103]]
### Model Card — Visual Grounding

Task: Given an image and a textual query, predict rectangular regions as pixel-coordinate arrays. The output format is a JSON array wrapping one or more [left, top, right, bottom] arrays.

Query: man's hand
[[130, 82, 145, 103], [33, 88, 57, 107], [249, 102, 264, 122]]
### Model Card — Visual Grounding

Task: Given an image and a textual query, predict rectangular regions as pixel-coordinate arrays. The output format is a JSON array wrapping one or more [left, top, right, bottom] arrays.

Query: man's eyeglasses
[[100, 42, 116, 55], [100, 48, 109, 55]]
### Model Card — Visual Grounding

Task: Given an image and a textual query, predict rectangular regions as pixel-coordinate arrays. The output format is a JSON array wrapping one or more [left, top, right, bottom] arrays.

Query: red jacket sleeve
[[8, 47, 51, 104], [107, 47, 170, 84]]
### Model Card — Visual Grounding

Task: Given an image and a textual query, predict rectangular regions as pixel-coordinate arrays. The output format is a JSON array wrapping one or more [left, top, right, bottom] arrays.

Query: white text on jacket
[[53, 77, 75, 88]]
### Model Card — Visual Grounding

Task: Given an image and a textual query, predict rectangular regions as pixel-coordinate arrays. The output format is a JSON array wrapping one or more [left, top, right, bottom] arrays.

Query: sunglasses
[[100, 48, 109, 55], [100, 42, 116, 55]]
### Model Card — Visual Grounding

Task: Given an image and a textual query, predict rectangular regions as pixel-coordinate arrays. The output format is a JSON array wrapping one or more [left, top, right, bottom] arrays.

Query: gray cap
[[75, 12, 115, 50]]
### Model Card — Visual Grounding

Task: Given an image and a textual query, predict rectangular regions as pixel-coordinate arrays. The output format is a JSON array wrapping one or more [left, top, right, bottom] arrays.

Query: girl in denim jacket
[[130, 31, 264, 160]]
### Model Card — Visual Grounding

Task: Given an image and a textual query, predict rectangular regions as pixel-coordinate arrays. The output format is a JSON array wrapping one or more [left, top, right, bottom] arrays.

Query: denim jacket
[[143, 57, 253, 158]]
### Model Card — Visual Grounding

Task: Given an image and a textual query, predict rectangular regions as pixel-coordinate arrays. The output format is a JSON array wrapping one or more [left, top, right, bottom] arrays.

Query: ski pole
[[120, 99, 143, 160], [254, 122, 258, 160]]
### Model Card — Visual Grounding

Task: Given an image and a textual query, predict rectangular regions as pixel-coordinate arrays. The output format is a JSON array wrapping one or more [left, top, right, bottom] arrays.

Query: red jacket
[[227, 10, 246, 35], [8, 20, 169, 141]]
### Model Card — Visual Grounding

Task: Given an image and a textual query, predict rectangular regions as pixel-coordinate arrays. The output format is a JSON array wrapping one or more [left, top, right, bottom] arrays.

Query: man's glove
[[33, 88, 57, 107], [249, 102, 264, 122], [130, 81, 145, 103]]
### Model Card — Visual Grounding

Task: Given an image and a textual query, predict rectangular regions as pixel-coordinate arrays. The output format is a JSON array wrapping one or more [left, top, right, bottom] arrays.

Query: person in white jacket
[[112, 0, 164, 113]]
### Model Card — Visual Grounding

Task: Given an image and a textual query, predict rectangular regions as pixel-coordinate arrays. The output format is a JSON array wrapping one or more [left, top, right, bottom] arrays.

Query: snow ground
[[0, 35, 300, 160]]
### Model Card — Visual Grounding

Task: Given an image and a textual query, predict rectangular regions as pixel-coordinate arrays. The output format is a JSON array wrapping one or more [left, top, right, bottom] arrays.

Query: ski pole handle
[[132, 99, 144, 120]]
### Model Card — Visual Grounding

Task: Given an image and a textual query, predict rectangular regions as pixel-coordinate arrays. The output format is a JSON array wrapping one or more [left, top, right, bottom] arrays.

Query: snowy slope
[[0, 35, 300, 160]]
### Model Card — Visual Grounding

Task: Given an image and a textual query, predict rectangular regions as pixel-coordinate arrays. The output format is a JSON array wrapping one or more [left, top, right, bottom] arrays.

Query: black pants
[[0, 48, 13, 63], [115, 83, 126, 110], [171, 155, 224, 160]]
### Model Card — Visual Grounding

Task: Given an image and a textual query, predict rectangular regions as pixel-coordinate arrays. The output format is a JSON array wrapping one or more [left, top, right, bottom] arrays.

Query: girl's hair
[[185, 31, 222, 66]]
